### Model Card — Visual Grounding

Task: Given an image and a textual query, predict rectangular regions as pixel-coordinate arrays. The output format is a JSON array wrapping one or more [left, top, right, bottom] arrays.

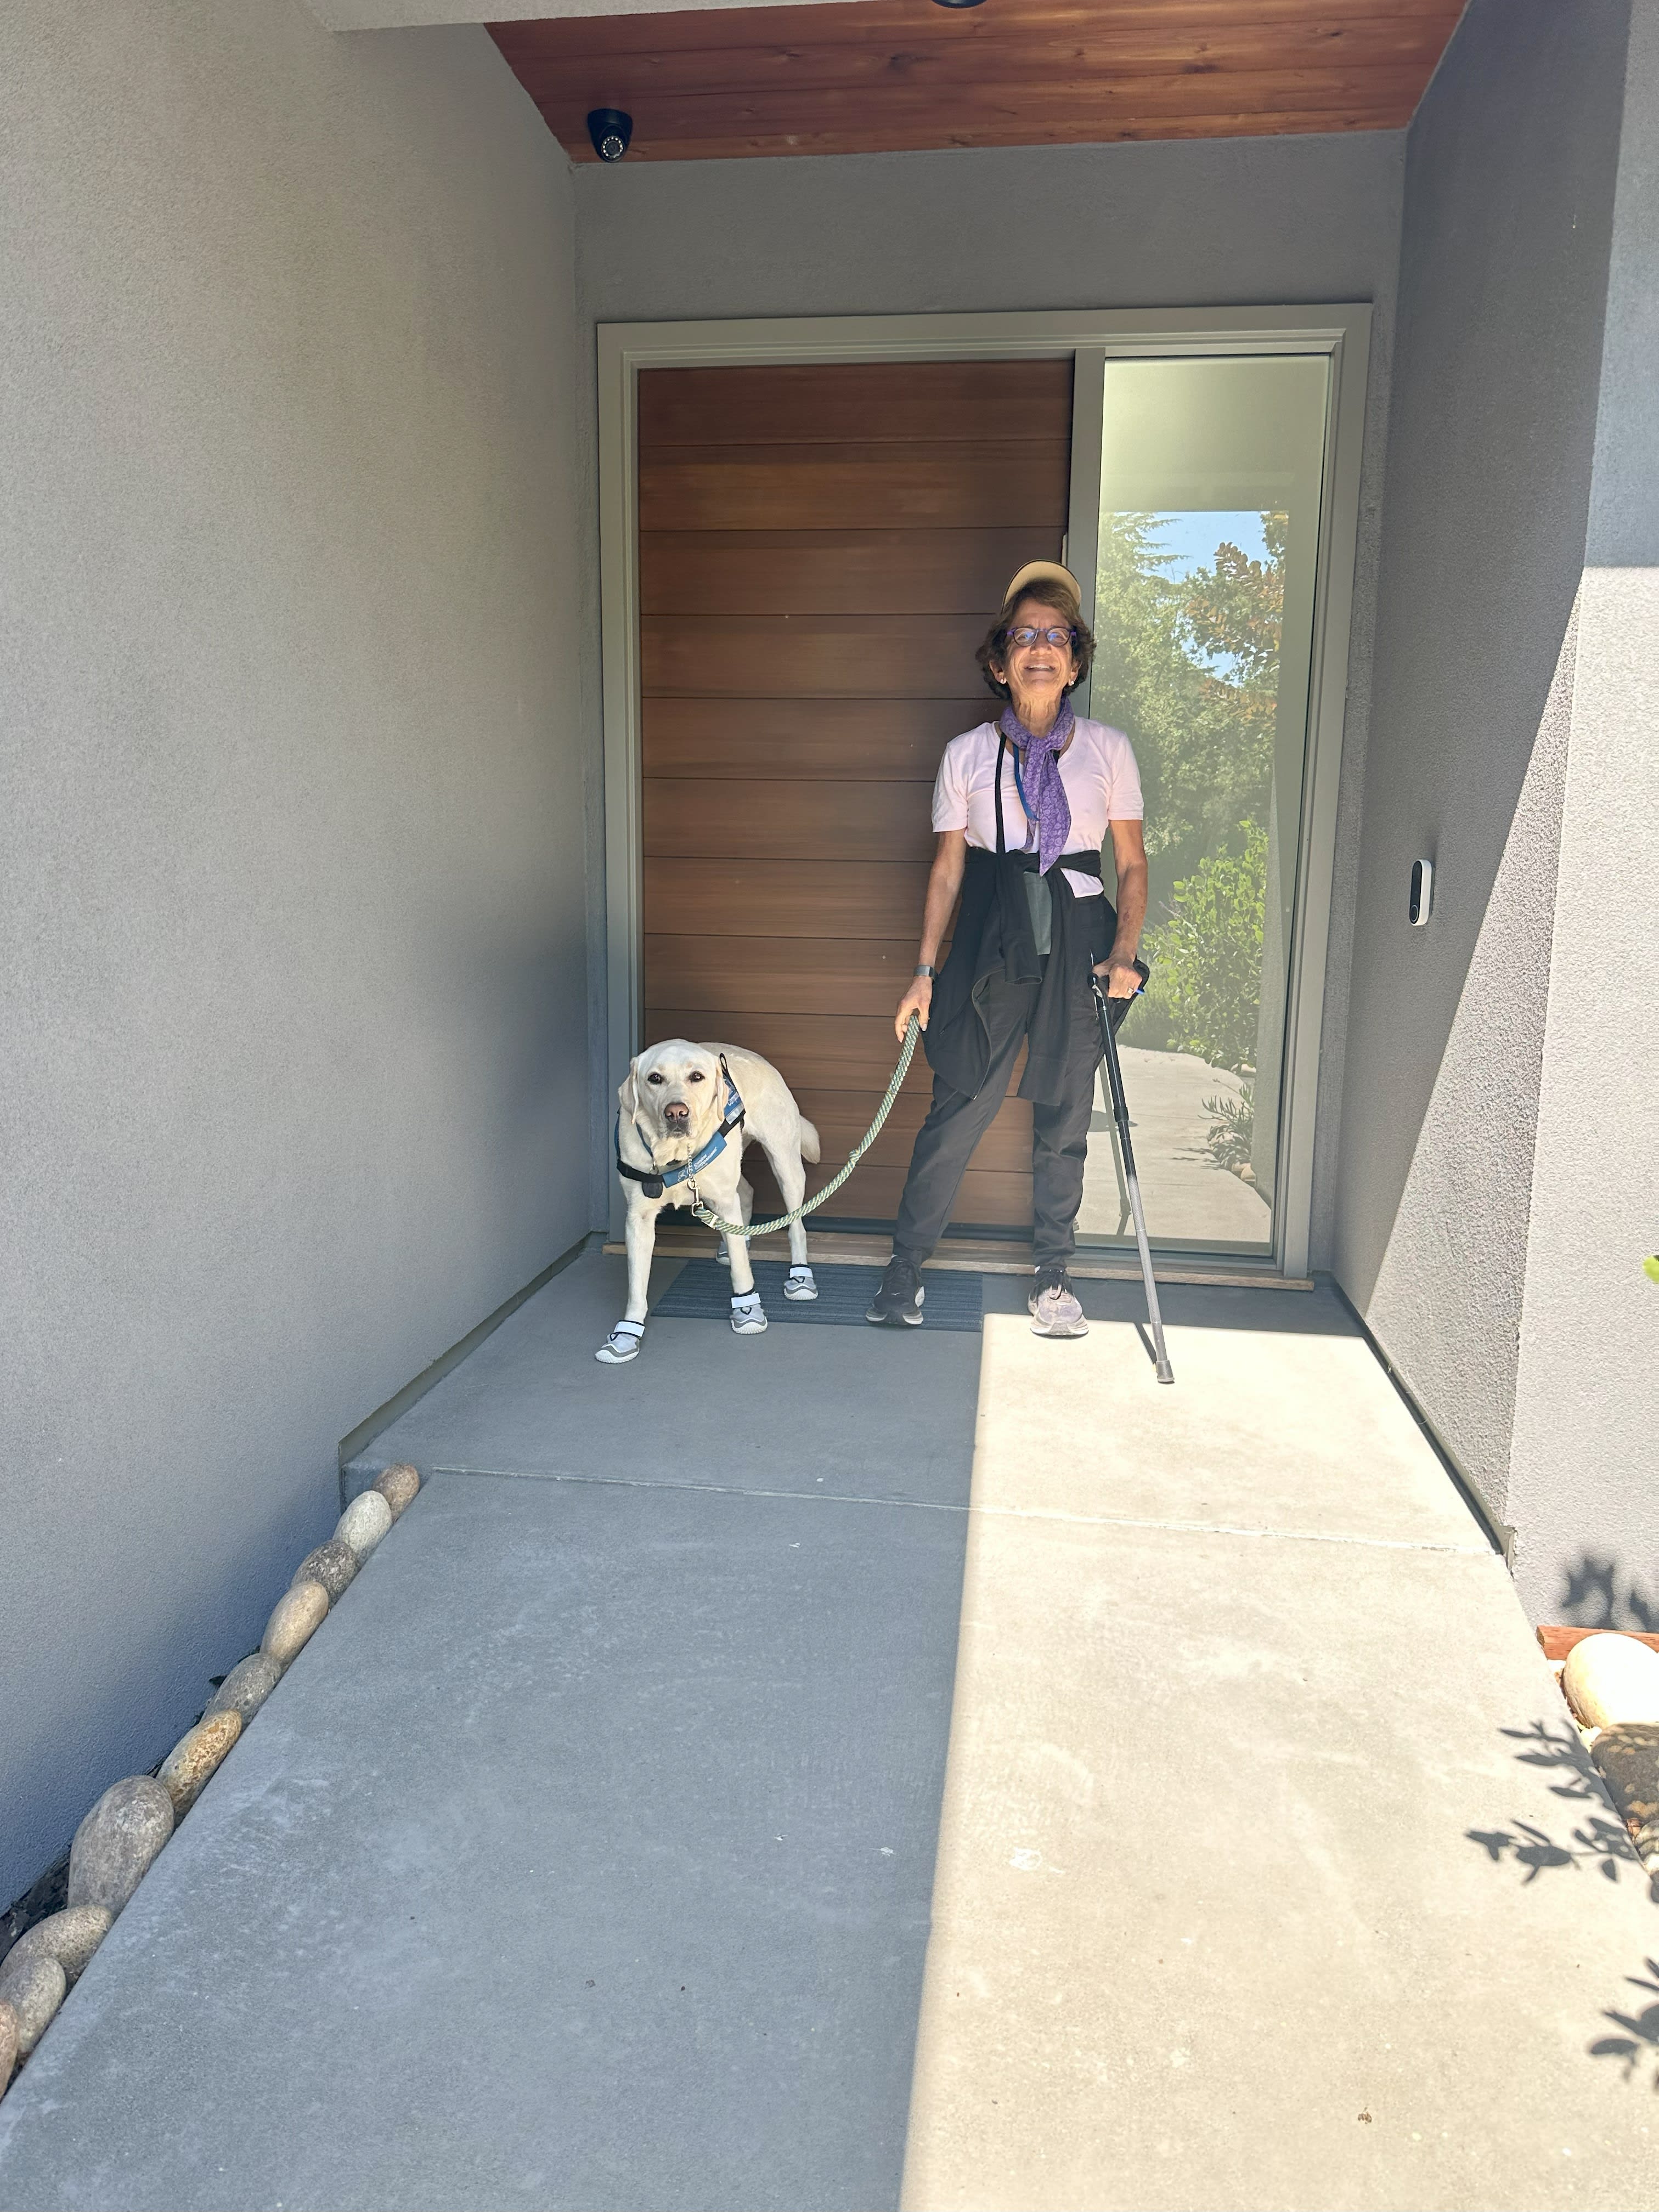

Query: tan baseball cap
[[1002, 558, 1082, 608]]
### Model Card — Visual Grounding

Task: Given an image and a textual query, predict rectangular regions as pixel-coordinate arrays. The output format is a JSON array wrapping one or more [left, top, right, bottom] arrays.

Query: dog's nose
[[663, 1101, 690, 1126]]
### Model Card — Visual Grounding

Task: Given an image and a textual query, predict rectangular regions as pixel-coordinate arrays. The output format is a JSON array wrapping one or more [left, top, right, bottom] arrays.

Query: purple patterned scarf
[[998, 697, 1075, 874]]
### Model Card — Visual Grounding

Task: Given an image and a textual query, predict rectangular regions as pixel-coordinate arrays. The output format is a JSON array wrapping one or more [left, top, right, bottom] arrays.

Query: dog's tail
[[798, 1116, 821, 1165]]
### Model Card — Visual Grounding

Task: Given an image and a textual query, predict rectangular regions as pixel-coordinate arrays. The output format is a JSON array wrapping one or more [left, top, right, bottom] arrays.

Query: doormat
[[652, 1259, 983, 1333]]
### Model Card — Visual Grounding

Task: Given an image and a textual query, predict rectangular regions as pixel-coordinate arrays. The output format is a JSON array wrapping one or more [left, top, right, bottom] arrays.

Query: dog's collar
[[616, 1059, 745, 1200]]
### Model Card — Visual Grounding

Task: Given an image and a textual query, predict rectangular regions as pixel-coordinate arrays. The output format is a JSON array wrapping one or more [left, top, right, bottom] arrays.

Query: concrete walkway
[[0, 1252, 1654, 2210]]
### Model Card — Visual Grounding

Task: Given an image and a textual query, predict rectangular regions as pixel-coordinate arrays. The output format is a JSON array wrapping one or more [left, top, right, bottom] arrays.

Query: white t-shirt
[[931, 718, 1144, 900]]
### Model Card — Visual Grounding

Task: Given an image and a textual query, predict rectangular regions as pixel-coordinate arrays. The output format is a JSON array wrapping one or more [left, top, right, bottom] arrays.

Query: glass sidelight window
[[1071, 353, 1331, 1257]]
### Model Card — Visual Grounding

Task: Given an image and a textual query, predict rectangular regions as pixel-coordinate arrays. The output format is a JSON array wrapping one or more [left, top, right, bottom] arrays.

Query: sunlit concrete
[[902, 1302, 1659, 2212]]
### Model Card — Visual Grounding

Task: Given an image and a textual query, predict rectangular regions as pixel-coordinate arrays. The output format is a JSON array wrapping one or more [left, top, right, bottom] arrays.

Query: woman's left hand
[[1093, 957, 1143, 1002]]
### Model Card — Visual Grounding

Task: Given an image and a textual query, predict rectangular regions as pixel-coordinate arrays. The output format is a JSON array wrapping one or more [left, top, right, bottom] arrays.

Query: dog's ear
[[618, 1058, 640, 1118], [695, 1052, 723, 1127]]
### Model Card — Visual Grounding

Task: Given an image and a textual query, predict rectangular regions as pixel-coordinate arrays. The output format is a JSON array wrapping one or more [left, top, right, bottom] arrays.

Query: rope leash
[[690, 1013, 921, 1242]]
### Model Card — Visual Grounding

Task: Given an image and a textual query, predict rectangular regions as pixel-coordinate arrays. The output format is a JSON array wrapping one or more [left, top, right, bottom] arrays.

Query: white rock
[[66, 1776, 174, 1915], [5, 1905, 111, 1988], [262, 1580, 328, 1666], [335, 1489, 392, 1560], [0, 1955, 65, 2056], [1562, 1632, 1659, 1730]]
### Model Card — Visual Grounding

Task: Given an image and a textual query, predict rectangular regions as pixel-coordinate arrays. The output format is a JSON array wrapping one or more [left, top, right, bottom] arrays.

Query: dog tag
[[642, 1175, 664, 1199]]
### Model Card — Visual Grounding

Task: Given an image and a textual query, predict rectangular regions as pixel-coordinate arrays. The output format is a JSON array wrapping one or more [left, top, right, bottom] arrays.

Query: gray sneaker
[[1029, 1264, 1087, 1338]]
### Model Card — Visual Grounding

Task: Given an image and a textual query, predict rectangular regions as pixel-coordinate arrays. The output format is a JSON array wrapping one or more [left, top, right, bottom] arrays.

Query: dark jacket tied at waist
[[923, 733, 1115, 1107]]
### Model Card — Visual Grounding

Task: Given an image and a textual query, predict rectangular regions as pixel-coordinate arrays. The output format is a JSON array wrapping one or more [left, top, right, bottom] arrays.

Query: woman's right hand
[[895, 975, 933, 1040]]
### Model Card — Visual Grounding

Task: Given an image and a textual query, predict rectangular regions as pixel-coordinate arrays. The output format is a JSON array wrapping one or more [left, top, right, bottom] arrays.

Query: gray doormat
[[653, 1259, 983, 1333]]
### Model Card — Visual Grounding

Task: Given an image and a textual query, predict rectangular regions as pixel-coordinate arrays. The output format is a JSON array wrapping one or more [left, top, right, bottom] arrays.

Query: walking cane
[[1092, 968, 1175, 1385]]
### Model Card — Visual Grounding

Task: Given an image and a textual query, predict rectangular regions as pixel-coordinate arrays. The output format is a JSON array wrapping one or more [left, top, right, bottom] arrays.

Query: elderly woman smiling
[[866, 561, 1148, 1338]]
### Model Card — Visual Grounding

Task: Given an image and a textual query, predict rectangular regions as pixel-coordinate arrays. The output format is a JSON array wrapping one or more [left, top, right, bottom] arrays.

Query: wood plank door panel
[[639, 358, 1071, 1230]]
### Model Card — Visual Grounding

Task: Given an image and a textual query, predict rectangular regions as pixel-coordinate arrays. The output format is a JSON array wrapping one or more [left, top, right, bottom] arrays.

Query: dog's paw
[[783, 1267, 818, 1301], [730, 1294, 768, 1336], [716, 1242, 732, 1268], [596, 1320, 645, 1364]]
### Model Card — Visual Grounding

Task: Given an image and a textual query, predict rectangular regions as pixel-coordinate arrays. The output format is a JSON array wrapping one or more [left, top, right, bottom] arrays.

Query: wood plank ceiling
[[488, 0, 1465, 163]]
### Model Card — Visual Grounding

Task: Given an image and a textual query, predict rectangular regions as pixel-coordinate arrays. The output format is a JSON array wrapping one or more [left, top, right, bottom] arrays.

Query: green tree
[[1093, 512, 1286, 1069]]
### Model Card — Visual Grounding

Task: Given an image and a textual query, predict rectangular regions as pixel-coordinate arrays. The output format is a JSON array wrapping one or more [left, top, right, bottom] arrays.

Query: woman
[[866, 561, 1148, 1338]]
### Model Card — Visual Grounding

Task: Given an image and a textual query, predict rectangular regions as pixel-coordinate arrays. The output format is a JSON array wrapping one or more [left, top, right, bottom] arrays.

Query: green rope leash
[[691, 1013, 921, 1242]]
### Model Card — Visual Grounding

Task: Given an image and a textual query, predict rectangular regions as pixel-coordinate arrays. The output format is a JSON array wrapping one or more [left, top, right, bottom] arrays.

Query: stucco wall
[[1508, 0, 1659, 1625], [572, 129, 1407, 1265], [0, 3, 586, 1905], [1333, 0, 1629, 1533]]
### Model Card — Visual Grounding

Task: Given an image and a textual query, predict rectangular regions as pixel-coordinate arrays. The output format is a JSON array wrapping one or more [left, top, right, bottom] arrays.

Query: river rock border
[[1539, 1624, 1659, 1879], [0, 1463, 422, 2101]]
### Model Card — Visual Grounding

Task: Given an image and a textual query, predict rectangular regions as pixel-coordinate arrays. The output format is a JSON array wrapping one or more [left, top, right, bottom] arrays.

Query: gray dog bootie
[[596, 1318, 645, 1364], [730, 1290, 767, 1336]]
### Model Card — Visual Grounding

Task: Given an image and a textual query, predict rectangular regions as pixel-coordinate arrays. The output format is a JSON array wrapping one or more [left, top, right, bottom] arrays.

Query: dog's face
[[620, 1039, 723, 1161]]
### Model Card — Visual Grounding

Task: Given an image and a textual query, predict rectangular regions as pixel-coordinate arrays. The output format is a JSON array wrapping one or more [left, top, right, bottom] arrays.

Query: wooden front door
[[638, 359, 1071, 1231]]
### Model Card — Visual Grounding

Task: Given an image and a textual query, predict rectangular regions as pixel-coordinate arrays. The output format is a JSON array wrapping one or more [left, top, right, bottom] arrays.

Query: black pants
[[893, 969, 1101, 1269]]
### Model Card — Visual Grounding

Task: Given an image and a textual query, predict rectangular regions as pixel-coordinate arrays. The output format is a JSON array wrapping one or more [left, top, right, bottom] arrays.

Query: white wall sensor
[[1409, 857, 1434, 927]]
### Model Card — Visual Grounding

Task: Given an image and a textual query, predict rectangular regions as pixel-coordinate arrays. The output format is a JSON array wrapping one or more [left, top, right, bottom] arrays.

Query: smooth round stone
[[158, 1708, 243, 1815], [335, 1489, 392, 1560], [5, 1905, 112, 1988], [0, 1955, 65, 2057], [374, 1463, 420, 1520], [207, 1651, 283, 1723], [66, 1775, 174, 1916], [1562, 1632, 1659, 1730], [292, 1539, 358, 1603], [0, 1999, 17, 2091], [262, 1581, 328, 1666]]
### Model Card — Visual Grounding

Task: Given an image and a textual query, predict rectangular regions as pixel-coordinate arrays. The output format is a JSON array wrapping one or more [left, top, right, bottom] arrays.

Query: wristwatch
[[913, 963, 936, 978]]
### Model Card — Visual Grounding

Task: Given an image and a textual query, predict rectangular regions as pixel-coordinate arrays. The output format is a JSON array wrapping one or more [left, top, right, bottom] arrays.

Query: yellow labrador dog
[[598, 1039, 821, 1364]]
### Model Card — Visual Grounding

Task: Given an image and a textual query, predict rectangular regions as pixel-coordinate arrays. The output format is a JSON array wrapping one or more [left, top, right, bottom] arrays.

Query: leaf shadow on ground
[[1465, 1718, 1659, 2091], [1588, 1959, 1659, 2090], [1464, 1719, 1635, 1885]]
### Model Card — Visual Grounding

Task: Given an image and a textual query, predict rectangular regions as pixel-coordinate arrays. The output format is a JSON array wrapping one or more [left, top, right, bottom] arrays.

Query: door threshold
[[605, 1224, 1312, 1291]]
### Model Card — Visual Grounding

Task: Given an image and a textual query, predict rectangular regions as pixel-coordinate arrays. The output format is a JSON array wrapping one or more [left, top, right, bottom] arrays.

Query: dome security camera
[[587, 109, 634, 161]]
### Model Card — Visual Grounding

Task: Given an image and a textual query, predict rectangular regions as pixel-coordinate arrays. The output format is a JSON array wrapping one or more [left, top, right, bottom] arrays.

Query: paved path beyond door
[[0, 1252, 1652, 2211]]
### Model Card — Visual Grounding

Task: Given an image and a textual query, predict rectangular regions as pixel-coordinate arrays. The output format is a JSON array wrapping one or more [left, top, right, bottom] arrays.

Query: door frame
[[597, 305, 1371, 1275]]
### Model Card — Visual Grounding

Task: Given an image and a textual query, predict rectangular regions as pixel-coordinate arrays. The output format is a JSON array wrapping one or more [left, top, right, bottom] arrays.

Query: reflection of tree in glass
[[1093, 512, 1286, 1099], [1092, 510, 1285, 893], [1183, 512, 1287, 696], [1157, 825, 1267, 1075]]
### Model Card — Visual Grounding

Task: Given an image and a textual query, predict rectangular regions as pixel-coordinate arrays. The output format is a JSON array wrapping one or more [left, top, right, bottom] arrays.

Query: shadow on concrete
[[1468, 1718, 1659, 2100], [1466, 1719, 1639, 1886], [1589, 1957, 1659, 2089]]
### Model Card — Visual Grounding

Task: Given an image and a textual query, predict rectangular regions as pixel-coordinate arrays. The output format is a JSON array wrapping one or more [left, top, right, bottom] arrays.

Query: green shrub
[[1202, 1084, 1255, 1176], [1143, 822, 1267, 1075]]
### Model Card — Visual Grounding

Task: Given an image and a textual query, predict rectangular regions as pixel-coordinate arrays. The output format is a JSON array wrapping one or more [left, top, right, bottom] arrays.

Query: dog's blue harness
[[616, 1060, 745, 1201]]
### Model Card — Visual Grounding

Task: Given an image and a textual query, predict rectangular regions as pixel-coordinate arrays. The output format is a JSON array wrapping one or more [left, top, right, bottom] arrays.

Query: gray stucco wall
[[0, 3, 586, 1905], [571, 130, 1407, 1263], [1333, 0, 1630, 1538], [1507, 0, 1659, 1625]]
